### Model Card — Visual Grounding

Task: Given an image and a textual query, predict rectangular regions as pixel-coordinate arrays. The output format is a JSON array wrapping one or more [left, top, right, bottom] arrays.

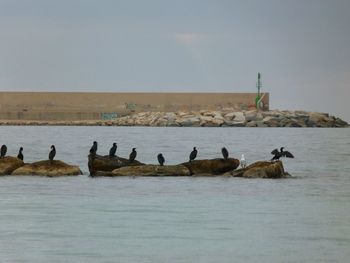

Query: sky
[[0, 0, 349, 121]]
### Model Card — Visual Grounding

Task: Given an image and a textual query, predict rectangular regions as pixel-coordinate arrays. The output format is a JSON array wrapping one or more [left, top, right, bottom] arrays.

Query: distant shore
[[0, 110, 348, 127]]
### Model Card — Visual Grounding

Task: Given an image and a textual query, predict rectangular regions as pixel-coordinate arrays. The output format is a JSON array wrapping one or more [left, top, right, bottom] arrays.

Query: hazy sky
[[0, 0, 349, 120]]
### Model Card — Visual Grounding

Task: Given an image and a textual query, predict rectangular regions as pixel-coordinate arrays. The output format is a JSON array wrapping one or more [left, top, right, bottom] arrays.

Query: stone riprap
[[106, 110, 349, 128], [0, 110, 348, 127]]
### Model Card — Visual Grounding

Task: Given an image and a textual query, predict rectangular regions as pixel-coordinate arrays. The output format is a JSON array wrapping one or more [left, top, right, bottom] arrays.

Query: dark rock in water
[[182, 158, 240, 175], [334, 118, 349, 128], [88, 154, 144, 175], [93, 164, 190, 177], [0, 156, 24, 175], [227, 160, 290, 178], [11, 160, 82, 176]]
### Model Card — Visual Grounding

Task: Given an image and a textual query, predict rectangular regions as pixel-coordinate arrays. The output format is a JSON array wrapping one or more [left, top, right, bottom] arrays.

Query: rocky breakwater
[[0, 157, 82, 176], [110, 110, 348, 128], [91, 157, 240, 177]]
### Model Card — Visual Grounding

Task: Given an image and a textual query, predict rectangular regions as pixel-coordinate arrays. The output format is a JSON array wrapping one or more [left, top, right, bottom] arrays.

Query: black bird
[[49, 145, 56, 162], [109, 143, 117, 157], [189, 147, 197, 162], [271, 147, 294, 161], [17, 147, 23, 161], [129, 148, 137, 162], [157, 153, 165, 166], [90, 141, 98, 155], [0, 144, 7, 158], [221, 147, 229, 160]]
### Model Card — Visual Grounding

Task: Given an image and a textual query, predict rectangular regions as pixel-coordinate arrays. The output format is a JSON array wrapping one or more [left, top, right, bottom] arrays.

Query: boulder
[[307, 112, 327, 127], [93, 164, 190, 177], [164, 112, 177, 122], [176, 116, 201, 127], [232, 112, 246, 122], [182, 158, 240, 175], [246, 121, 258, 127], [88, 154, 144, 175], [334, 118, 349, 127], [11, 160, 82, 176], [0, 156, 24, 175], [224, 112, 236, 120], [244, 110, 258, 122], [227, 161, 290, 178], [224, 121, 246, 127]]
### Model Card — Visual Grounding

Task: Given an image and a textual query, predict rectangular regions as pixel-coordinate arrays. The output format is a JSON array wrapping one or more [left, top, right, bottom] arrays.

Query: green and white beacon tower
[[255, 72, 262, 110]]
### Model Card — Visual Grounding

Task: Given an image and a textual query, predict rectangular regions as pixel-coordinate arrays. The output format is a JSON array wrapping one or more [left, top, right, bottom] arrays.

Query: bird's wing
[[283, 151, 294, 158], [271, 149, 279, 155]]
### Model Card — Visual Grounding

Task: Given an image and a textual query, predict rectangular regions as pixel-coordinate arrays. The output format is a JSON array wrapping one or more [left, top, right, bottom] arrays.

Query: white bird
[[240, 154, 247, 168]]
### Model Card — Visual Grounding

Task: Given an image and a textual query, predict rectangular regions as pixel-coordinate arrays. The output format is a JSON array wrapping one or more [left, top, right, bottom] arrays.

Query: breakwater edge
[[1, 109, 348, 127]]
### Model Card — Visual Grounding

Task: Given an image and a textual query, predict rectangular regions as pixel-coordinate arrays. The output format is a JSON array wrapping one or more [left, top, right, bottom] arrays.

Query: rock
[[88, 154, 144, 175], [177, 116, 201, 127], [334, 118, 349, 127], [244, 110, 258, 122], [246, 121, 258, 127], [164, 112, 177, 122], [93, 164, 191, 177], [256, 121, 267, 127], [228, 161, 290, 178], [0, 156, 24, 175], [182, 158, 240, 175], [279, 118, 292, 127], [282, 111, 297, 118], [224, 112, 236, 120], [229, 121, 246, 127], [295, 111, 309, 118], [307, 112, 326, 127], [202, 111, 220, 117], [261, 110, 282, 118], [284, 119, 304, 127], [222, 120, 245, 127], [199, 115, 214, 125], [232, 112, 246, 122], [11, 160, 82, 176]]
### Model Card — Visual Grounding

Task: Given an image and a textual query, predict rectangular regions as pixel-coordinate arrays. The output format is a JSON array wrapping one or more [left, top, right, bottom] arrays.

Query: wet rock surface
[[226, 161, 290, 178], [0, 156, 24, 175], [182, 158, 240, 175], [88, 154, 144, 175], [11, 160, 82, 176], [93, 164, 191, 177]]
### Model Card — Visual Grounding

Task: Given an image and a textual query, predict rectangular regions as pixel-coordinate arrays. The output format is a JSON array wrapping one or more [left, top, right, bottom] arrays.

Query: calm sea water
[[0, 126, 349, 263]]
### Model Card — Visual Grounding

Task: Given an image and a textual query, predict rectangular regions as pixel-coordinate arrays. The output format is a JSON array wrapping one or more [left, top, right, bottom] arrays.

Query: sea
[[0, 126, 349, 263]]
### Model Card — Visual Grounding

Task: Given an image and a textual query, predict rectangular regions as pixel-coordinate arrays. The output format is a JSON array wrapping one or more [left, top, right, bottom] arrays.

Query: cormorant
[[222, 147, 229, 160], [189, 147, 197, 162], [0, 144, 7, 158], [17, 147, 23, 161], [129, 148, 137, 162], [49, 145, 56, 162], [240, 154, 246, 168], [90, 141, 98, 155], [157, 153, 165, 166], [109, 143, 117, 157], [271, 147, 294, 161]]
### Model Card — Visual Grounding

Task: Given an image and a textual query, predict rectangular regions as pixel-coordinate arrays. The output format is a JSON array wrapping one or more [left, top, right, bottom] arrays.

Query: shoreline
[[0, 110, 348, 128]]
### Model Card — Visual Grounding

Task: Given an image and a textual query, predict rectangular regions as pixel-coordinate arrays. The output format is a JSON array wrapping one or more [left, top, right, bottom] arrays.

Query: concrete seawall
[[0, 92, 269, 121]]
